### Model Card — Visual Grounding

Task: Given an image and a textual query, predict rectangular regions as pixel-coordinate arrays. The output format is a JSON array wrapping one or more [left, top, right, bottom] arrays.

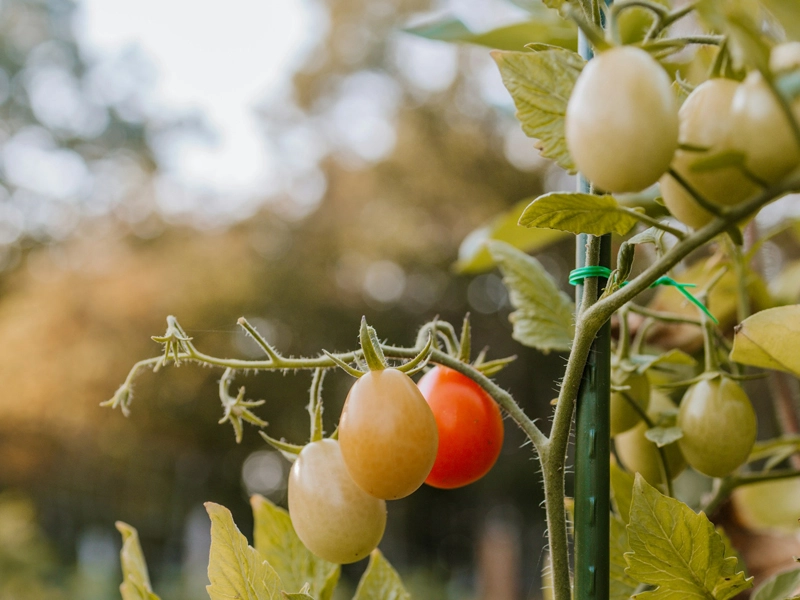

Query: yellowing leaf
[[610, 515, 638, 600], [488, 240, 575, 353], [519, 192, 640, 236], [731, 306, 800, 377], [352, 550, 410, 600], [206, 502, 283, 600], [492, 47, 584, 172], [625, 475, 753, 600], [115, 522, 161, 600], [455, 199, 569, 274], [251, 495, 339, 600], [752, 568, 800, 600]]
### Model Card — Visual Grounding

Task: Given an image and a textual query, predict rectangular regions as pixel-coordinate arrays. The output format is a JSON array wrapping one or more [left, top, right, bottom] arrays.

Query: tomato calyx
[[324, 316, 434, 378]]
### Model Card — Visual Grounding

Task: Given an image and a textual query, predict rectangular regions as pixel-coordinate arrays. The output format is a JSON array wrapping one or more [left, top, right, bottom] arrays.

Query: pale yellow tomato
[[566, 46, 678, 193], [660, 78, 759, 229], [615, 392, 686, 487], [288, 439, 386, 564], [610, 364, 650, 437], [339, 368, 438, 500]]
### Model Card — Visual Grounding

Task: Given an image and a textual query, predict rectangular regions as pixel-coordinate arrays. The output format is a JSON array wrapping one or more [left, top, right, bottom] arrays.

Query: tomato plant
[[288, 439, 387, 564], [416, 365, 504, 489], [565, 45, 678, 193], [103, 2, 800, 599], [339, 367, 439, 500]]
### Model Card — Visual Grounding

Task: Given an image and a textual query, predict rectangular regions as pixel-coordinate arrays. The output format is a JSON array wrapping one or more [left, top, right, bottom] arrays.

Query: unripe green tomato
[[288, 439, 387, 564], [610, 365, 650, 437], [614, 392, 687, 487], [339, 368, 439, 500], [677, 376, 757, 478], [660, 78, 759, 230], [565, 46, 678, 193], [728, 71, 800, 183]]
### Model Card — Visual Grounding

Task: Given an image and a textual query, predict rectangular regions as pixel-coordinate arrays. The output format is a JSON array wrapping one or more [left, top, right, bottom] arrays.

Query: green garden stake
[[574, 24, 612, 600]]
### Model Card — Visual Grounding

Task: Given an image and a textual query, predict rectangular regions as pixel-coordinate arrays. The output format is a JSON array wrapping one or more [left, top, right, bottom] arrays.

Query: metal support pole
[[574, 23, 612, 600]]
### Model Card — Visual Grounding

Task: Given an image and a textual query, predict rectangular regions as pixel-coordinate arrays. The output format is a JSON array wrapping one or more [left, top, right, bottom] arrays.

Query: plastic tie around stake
[[568, 268, 718, 324]]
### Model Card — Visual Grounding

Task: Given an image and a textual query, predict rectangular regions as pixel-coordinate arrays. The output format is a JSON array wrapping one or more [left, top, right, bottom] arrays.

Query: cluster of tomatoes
[[287, 364, 505, 564], [566, 42, 800, 229], [612, 365, 757, 485]]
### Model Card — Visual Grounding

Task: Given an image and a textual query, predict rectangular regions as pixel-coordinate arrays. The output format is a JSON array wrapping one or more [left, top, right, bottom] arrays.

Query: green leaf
[[610, 515, 638, 600], [488, 240, 575, 353], [251, 495, 340, 600], [625, 475, 753, 600], [404, 16, 576, 51], [206, 502, 283, 600], [610, 462, 635, 524], [455, 199, 569, 274], [519, 192, 640, 236], [492, 47, 584, 172], [352, 550, 410, 600], [731, 306, 800, 377], [644, 426, 683, 448], [752, 568, 800, 600], [115, 522, 161, 600]]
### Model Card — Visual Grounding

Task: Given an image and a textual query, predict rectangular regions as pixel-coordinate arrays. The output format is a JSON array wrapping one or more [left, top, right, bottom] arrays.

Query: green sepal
[[359, 317, 387, 371], [259, 432, 303, 463]]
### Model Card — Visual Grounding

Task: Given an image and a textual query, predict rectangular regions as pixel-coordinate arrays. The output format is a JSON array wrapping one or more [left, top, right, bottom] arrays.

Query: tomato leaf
[[644, 426, 683, 448], [206, 502, 284, 600], [610, 461, 635, 523], [610, 515, 638, 600], [115, 522, 161, 600], [625, 475, 753, 600], [352, 550, 410, 600], [404, 16, 576, 51], [752, 568, 800, 600], [492, 47, 584, 172], [251, 495, 340, 600], [519, 192, 640, 236], [488, 240, 575, 353], [731, 306, 800, 376], [455, 199, 568, 274]]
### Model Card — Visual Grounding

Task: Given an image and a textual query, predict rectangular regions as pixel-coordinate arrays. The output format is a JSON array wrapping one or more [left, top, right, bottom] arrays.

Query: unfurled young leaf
[[519, 192, 640, 236], [251, 495, 340, 600], [625, 475, 753, 600], [752, 568, 800, 600], [488, 241, 575, 353], [610, 515, 638, 600], [731, 306, 800, 377], [115, 522, 161, 600], [352, 550, 410, 600], [492, 47, 584, 172], [206, 502, 283, 600]]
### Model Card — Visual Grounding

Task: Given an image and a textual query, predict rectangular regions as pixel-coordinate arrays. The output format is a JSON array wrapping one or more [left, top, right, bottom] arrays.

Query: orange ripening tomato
[[417, 366, 504, 489]]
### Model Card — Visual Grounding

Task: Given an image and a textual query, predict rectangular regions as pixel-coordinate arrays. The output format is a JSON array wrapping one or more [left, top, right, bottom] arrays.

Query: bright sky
[[75, 0, 323, 212]]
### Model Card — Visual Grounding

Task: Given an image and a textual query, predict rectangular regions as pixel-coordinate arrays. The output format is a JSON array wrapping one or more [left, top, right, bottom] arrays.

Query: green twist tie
[[568, 266, 612, 286], [568, 269, 718, 324]]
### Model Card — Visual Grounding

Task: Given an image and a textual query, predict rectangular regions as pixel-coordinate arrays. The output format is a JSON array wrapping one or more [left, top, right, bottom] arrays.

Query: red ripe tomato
[[417, 366, 504, 489]]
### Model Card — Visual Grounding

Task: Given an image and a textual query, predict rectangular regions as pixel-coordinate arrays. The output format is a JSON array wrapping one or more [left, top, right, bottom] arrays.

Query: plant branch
[[620, 207, 686, 240]]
